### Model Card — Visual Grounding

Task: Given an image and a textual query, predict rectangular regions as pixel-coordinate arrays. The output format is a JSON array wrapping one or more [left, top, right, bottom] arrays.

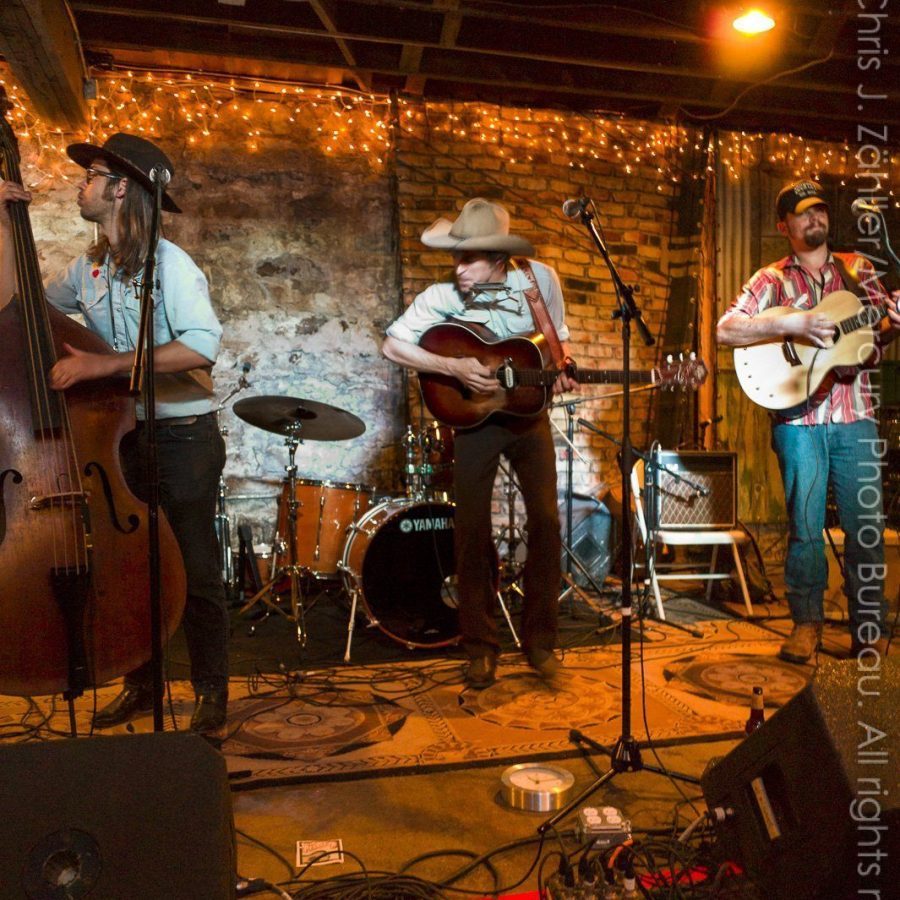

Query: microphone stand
[[539, 203, 697, 838], [128, 166, 168, 732]]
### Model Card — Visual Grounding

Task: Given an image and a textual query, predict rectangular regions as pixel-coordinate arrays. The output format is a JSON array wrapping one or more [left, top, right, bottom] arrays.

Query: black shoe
[[526, 648, 561, 681], [93, 684, 153, 729], [190, 689, 228, 733], [465, 655, 497, 689]]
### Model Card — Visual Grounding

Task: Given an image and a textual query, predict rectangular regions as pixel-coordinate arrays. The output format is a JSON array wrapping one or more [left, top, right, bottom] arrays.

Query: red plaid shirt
[[720, 251, 888, 425]]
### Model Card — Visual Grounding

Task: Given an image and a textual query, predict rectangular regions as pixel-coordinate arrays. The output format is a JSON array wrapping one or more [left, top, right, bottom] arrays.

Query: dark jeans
[[120, 412, 229, 695], [453, 414, 561, 658], [771, 419, 886, 636]]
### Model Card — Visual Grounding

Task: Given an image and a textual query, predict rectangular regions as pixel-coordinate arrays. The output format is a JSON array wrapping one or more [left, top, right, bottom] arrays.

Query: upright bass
[[0, 89, 186, 697]]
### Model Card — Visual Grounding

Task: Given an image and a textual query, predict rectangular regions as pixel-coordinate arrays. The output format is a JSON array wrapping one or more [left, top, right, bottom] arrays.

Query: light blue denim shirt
[[387, 258, 570, 344], [44, 239, 222, 419]]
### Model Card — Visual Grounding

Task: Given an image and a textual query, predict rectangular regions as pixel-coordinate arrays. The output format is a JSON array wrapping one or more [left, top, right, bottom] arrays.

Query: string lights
[[2, 64, 896, 194], [0, 66, 394, 183]]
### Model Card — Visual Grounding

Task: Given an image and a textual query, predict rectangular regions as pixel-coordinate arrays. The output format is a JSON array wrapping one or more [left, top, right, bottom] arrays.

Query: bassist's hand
[[0, 179, 31, 227], [49, 343, 121, 390], [782, 310, 835, 348], [450, 356, 497, 393]]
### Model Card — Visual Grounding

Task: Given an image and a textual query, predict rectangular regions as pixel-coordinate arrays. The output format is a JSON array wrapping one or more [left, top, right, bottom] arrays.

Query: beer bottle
[[744, 685, 765, 735]]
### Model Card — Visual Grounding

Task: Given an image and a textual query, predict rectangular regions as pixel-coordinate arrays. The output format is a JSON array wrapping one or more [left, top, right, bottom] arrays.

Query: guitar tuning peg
[[679, 352, 684, 361], [690, 351, 696, 360], [666, 353, 673, 364]]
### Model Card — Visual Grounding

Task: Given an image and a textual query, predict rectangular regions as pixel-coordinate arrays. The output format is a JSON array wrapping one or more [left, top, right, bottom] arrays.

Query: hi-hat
[[233, 395, 366, 440]]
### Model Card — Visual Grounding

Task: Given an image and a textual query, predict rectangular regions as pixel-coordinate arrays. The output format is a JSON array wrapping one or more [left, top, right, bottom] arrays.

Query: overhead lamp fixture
[[732, 9, 775, 34]]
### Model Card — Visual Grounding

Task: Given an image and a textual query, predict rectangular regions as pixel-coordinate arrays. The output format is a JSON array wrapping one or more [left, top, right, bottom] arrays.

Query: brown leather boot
[[778, 622, 823, 664]]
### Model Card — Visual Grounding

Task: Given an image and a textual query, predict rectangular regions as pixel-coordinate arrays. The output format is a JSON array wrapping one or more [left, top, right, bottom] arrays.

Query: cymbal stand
[[215, 365, 251, 596], [239, 425, 308, 648]]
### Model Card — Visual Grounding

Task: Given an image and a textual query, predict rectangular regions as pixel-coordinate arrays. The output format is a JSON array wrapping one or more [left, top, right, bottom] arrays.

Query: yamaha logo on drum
[[399, 515, 455, 534]]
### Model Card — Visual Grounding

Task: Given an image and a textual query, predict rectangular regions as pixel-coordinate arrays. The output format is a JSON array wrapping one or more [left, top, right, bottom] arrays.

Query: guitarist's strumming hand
[[782, 310, 836, 349], [450, 356, 498, 394]]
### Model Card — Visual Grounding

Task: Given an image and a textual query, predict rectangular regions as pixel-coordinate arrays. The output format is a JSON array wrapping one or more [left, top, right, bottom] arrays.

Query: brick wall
[[394, 101, 702, 530]]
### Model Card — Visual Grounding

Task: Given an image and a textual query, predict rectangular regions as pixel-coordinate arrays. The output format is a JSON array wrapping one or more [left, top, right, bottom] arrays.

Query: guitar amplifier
[[648, 450, 737, 529]]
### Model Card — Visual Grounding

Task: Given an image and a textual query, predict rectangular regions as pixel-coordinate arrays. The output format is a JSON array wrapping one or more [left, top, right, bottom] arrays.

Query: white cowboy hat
[[421, 197, 534, 255]]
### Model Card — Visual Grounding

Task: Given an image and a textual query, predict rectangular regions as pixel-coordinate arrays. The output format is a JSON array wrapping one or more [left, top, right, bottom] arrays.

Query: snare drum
[[341, 499, 463, 648], [276, 479, 373, 578]]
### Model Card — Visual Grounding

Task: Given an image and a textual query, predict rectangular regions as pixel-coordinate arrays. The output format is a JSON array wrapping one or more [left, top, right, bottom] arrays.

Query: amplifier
[[647, 450, 737, 530]]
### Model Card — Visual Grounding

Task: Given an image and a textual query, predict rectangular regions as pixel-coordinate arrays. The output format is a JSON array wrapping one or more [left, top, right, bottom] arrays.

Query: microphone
[[241, 361, 252, 375], [150, 166, 171, 187], [562, 197, 590, 219], [851, 197, 885, 216], [238, 360, 252, 387]]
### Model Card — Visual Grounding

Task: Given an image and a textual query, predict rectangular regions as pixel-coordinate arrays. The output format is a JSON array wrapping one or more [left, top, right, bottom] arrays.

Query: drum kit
[[229, 395, 502, 659]]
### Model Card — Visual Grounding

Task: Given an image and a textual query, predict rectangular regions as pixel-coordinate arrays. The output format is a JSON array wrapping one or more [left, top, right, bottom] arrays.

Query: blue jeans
[[120, 412, 229, 694], [771, 419, 886, 635]]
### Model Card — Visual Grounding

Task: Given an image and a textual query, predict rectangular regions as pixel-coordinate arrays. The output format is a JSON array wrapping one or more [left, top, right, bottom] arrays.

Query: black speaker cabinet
[[650, 450, 737, 529], [558, 493, 612, 589], [0, 732, 236, 899], [701, 659, 899, 900]]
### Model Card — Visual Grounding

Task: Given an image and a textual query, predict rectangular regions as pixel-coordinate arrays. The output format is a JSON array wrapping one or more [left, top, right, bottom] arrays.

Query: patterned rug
[[0, 618, 813, 790]]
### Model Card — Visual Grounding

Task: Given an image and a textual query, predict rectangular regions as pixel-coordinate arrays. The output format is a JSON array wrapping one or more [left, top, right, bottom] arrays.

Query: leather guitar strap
[[832, 254, 867, 300], [512, 257, 565, 368]]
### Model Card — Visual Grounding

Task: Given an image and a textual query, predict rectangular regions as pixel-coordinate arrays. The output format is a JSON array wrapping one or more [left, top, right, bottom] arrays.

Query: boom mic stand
[[539, 201, 697, 836]]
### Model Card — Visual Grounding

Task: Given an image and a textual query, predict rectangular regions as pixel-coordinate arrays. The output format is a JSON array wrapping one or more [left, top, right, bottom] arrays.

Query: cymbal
[[233, 395, 366, 441]]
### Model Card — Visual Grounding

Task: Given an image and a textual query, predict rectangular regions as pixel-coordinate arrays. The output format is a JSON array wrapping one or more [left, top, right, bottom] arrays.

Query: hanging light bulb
[[732, 9, 776, 34]]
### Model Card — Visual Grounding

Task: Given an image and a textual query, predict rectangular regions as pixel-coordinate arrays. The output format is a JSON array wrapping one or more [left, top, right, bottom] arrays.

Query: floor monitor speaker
[[701, 658, 898, 899], [0, 731, 236, 899]]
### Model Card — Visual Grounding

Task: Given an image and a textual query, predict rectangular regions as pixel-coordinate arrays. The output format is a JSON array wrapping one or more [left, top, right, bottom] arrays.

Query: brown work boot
[[778, 622, 823, 664]]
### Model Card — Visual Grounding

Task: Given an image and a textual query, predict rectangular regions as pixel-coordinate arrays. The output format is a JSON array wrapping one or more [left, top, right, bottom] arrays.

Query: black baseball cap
[[776, 180, 828, 220]]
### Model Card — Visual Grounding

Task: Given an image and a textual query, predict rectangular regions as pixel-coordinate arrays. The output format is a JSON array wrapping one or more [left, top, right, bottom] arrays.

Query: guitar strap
[[511, 257, 566, 367], [832, 253, 868, 300]]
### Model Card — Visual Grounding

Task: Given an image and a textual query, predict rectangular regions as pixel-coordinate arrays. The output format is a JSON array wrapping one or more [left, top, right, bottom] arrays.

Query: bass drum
[[341, 499, 463, 648]]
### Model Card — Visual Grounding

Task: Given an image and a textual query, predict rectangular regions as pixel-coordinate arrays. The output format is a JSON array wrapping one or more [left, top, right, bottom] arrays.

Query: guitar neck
[[515, 367, 655, 387], [841, 300, 888, 336]]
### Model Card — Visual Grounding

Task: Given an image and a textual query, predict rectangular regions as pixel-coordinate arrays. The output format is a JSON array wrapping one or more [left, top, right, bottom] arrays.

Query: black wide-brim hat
[[66, 133, 181, 213]]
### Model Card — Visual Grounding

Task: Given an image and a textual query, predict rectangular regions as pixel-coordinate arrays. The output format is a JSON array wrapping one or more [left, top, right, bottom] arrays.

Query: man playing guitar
[[383, 198, 577, 687], [717, 179, 900, 664]]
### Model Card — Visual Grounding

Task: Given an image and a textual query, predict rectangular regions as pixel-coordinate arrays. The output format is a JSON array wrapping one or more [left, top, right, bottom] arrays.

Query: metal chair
[[630, 460, 754, 619]]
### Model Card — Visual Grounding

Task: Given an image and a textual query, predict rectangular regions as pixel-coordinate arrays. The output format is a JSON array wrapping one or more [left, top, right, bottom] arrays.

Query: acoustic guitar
[[733, 289, 888, 416], [418, 320, 708, 428]]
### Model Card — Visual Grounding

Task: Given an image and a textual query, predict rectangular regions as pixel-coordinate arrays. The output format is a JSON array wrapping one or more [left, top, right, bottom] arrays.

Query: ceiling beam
[[308, 0, 371, 91], [0, 0, 89, 129]]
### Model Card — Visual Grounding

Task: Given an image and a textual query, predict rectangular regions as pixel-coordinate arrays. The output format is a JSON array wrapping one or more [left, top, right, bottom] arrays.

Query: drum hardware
[[233, 395, 367, 647], [495, 460, 526, 605], [554, 401, 607, 611], [214, 363, 252, 594], [401, 421, 454, 501]]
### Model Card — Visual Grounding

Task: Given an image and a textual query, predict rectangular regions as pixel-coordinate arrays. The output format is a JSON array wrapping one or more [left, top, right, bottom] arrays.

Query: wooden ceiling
[[4, 0, 899, 141]]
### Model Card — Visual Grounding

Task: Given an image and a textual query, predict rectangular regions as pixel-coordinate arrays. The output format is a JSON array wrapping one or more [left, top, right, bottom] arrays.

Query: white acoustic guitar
[[734, 289, 887, 416]]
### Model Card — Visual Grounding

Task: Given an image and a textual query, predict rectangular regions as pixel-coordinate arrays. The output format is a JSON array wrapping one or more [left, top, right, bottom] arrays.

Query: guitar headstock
[[655, 353, 708, 390]]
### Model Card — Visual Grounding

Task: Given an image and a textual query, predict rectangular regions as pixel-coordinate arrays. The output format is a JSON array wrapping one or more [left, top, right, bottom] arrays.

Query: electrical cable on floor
[[235, 828, 297, 879]]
